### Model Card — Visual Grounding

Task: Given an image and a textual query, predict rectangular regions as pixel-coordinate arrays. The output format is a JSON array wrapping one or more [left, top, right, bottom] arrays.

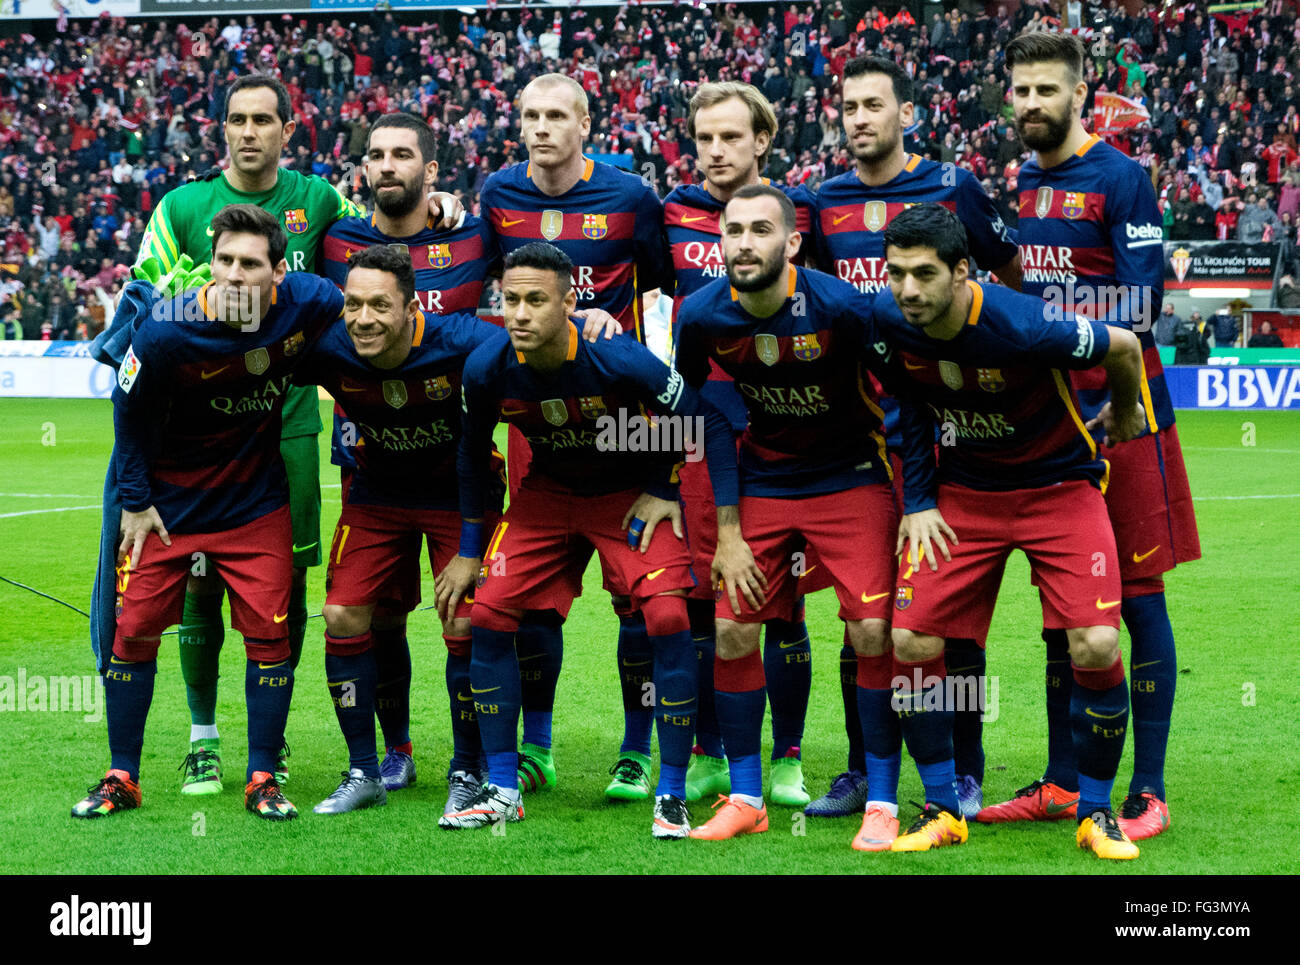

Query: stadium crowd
[[3, 0, 1300, 343]]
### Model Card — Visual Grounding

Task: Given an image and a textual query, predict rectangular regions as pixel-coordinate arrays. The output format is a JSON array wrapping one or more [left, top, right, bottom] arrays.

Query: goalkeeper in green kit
[[125, 74, 463, 794]]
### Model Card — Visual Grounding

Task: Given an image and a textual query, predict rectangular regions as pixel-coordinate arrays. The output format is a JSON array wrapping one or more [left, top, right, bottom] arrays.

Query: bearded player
[[808, 55, 1024, 819], [665, 81, 820, 809], [479, 73, 673, 801], [977, 32, 1199, 840]]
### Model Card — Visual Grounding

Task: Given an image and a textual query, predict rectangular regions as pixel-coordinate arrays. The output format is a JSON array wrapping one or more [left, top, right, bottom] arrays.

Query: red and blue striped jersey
[[873, 280, 1113, 492], [663, 180, 816, 432], [480, 158, 670, 342], [814, 155, 1019, 293], [321, 213, 492, 317], [293, 311, 506, 512], [674, 266, 935, 511], [321, 212, 492, 471], [1016, 136, 1172, 435], [112, 273, 344, 533], [458, 324, 738, 520]]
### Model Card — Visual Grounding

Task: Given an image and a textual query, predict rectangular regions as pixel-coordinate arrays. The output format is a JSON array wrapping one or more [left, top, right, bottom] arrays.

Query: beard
[[726, 248, 786, 292], [848, 124, 902, 163], [372, 175, 424, 218], [1014, 106, 1073, 152]]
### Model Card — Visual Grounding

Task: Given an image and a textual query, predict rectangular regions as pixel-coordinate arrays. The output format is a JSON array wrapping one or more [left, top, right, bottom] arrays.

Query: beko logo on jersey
[[835, 257, 889, 293], [209, 373, 292, 415], [1125, 223, 1164, 247]]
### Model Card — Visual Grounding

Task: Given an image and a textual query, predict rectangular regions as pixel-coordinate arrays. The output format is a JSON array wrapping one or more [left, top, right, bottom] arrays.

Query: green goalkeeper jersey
[[134, 167, 364, 437]]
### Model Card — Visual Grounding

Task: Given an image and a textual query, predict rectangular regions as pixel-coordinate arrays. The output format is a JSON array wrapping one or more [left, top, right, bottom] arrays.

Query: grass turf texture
[[0, 399, 1296, 875]]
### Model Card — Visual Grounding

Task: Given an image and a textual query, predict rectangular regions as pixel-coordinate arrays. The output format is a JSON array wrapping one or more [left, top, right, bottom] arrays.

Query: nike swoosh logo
[[326, 678, 358, 686], [661, 696, 692, 706], [500, 218, 525, 228], [470, 685, 501, 694], [716, 344, 742, 355], [206, 227, 214, 237], [1096, 599, 1121, 610], [681, 215, 708, 223], [272, 613, 288, 623], [292, 542, 318, 553], [1132, 545, 1160, 563], [517, 653, 545, 662], [457, 692, 473, 702], [340, 382, 365, 393], [1045, 801, 1076, 815], [904, 361, 926, 370], [645, 568, 666, 581], [502, 407, 528, 416], [832, 213, 853, 225], [1131, 660, 1161, 670], [861, 591, 890, 604], [201, 366, 229, 379], [258, 660, 287, 669], [778, 638, 806, 649], [1084, 707, 1126, 719], [623, 660, 652, 668], [797, 564, 817, 579]]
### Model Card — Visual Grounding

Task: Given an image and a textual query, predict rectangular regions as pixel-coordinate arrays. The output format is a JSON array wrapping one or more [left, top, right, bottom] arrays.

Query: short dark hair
[[883, 203, 969, 271], [842, 55, 914, 107], [503, 242, 573, 294], [347, 243, 417, 306], [225, 74, 292, 125], [728, 183, 797, 233], [1005, 31, 1084, 85], [210, 203, 287, 266], [368, 112, 438, 165]]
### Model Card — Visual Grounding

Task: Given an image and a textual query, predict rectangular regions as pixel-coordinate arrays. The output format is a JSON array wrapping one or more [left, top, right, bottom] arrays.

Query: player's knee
[[846, 618, 889, 656], [1067, 626, 1120, 668], [639, 591, 688, 637], [471, 603, 523, 634], [891, 628, 943, 663], [323, 603, 371, 638], [715, 619, 760, 660], [443, 617, 472, 642], [610, 594, 634, 618]]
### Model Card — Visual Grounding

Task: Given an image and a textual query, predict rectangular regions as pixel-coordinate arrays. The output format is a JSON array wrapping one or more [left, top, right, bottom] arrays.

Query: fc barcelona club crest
[[541, 210, 564, 241], [977, 368, 1006, 393], [792, 333, 822, 361], [424, 375, 452, 401], [895, 586, 913, 611], [582, 214, 608, 240], [429, 243, 453, 269], [1062, 192, 1087, 219], [939, 360, 964, 391], [244, 348, 270, 375], [383, 380, 408, 409], [541, 399, 569, 426], [755, 334, 780, 367], [863, 200, 887, 232], [1035, 187, 1053, 219], [283, 332, 304, 357], [579, 395, 607, 419], [284, 208, 309, 234]]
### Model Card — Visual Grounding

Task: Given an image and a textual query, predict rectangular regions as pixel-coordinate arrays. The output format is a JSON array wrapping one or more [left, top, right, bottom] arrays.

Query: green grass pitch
[[0, 399, 1296, 875]]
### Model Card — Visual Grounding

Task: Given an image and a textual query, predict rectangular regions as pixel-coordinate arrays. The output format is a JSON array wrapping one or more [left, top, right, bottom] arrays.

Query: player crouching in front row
[[439, 242, 747, 838]]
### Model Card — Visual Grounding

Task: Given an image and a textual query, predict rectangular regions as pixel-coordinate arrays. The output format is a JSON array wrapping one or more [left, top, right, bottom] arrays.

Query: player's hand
[[712, 529, 768, 616], [117, 506, 171, 571], [1086, 401, 1146, 446], [427, 191, 466, 231], [572, 308, 623, 341], [435, 554, 481, 624], [621, 493, 683, 553], [897, 508, 956, 573]]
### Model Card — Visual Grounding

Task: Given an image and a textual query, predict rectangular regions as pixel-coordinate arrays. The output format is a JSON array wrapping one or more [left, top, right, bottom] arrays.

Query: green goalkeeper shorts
[[281, 433, 322, 569]]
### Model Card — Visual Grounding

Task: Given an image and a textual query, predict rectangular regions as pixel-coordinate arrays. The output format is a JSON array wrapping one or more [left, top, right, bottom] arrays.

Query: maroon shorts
[[114, 505, 293, 662], [1101, 423, 1201, 585], [324, 502, 499, 619], [892, 480, 1122, 644], [506, 425, 532, 499], [716, 484, 898, 625], [472, 483, 696, 616]]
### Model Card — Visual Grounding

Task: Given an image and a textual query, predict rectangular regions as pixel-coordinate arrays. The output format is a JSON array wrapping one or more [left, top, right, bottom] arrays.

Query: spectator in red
[[1264, 131, 1299, 184]]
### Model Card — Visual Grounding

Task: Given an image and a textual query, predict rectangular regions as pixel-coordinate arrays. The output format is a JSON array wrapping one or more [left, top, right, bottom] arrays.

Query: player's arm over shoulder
[[1014, 288, 1112, 368]]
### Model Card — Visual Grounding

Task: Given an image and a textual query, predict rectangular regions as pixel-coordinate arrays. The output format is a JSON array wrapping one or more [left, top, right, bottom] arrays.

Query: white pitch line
[[1192, 493, 1300, 501], [1183, 447, 1300, 454], [0, 505, 100, 519], [0, 492, 93, 498]]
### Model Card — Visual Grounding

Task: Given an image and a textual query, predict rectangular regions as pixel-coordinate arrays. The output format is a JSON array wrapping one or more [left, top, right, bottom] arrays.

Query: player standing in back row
[[978, 32, 1200, 841], [809, 55, 1023, 819]]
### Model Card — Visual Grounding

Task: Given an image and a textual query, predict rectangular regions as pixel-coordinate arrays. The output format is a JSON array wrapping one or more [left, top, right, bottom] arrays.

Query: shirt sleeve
[[634, 183, 672, 294], [1104, 162, 1166, 331], [134, 192, 184, 274], [956, 170, 1019, 271], [1019, 297, 1113, 369], [670, 298, 712, 389], [111, 322, 167, 513], [456, 337, 509, 523]]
